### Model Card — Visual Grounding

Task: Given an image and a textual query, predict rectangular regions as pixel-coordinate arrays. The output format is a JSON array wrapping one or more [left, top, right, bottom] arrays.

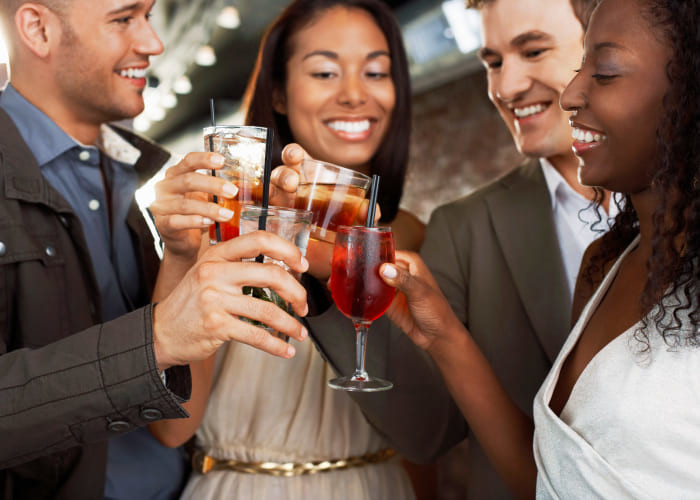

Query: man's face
[[478, 0, 583, 162], [51, 0, 163, 125]]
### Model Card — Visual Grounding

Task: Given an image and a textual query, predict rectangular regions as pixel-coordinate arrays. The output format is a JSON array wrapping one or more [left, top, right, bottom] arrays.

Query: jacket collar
[[0, 106, 170, 210]]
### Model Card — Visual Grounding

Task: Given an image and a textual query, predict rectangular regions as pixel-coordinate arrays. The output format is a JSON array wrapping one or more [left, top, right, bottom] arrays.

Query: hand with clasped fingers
[[149, 152, 238, 262], [152, 230, 310, 370]]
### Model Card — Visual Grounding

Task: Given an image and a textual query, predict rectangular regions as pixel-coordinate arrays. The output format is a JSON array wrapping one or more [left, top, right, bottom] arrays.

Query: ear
[[272, 87, 287, 115], [15, 3, 61, 59]]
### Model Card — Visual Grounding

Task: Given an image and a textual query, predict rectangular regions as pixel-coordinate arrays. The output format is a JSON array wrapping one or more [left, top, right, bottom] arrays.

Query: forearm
[[429, 326, 537, 500], [149, 354, 216, 447], [0, 307, 190, 468]]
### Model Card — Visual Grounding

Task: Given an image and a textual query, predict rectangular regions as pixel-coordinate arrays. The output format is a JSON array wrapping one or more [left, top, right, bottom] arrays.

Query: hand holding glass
[[204, 126, 266, 243], [328, 226, 395, 392]]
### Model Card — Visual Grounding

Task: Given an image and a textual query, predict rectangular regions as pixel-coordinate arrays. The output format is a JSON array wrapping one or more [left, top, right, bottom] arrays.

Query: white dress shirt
[[540, 158, 618, 300]]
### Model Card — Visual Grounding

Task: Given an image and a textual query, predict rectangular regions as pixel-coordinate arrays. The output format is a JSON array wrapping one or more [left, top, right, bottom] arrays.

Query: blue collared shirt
[[0, 84, 141, 321], [0, 84, 185, 500]]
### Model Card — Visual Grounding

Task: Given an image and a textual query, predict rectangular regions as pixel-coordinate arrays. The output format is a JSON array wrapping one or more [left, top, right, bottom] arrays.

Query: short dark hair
[[465, 0, 599, 28], [242, 0, 411, 222]]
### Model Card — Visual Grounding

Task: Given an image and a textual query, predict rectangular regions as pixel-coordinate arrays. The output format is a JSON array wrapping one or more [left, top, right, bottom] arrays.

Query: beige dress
[[181, 337, 415, 499]]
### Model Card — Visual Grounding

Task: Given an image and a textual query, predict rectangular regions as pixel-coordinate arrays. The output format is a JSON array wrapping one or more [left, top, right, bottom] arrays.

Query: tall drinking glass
[[328, 226, 396, 392], [294, 159, 371, 244], [204, 125, 267, 244]]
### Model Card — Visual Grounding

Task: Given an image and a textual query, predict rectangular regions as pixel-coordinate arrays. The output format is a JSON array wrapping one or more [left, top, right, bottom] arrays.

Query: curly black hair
[[581, 0, 700, 350]]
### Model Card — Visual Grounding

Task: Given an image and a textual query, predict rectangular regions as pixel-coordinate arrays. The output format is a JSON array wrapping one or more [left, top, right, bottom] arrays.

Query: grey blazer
[[420, 159, 571, 498]]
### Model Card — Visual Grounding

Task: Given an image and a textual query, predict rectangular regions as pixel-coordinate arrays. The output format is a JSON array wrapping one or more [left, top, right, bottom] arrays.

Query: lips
[[325, 118, 374, 140], [116, 67, 148, 87], [512, 103, 549, 119], [570, 124, 607, 155]]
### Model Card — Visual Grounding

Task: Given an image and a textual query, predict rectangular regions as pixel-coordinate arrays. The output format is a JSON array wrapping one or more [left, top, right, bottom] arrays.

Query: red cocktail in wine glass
[[328, 225, 395, 392]]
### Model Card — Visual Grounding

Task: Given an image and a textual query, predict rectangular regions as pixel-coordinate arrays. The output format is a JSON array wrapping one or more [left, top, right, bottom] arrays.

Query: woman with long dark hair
[[148, 1, 459, 498], [379, 0, 700, 497]]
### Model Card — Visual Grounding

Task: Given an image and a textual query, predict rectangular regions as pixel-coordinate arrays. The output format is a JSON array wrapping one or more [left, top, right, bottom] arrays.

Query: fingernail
[[202, 217, 214, 225], [301, 256, 309, 270], [222, 183, 238, 197], [286, 345, 296, 358], [303, 303, 309, 316], [219, 207, 234, 220], [300, 327, 308, 339], [211, 154, 225, 166], [381, 264, 397, 279]]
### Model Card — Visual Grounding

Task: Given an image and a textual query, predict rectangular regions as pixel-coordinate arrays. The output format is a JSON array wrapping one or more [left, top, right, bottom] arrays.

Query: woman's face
[[276, 6, 395, 173], [560, 0, 672, 194]]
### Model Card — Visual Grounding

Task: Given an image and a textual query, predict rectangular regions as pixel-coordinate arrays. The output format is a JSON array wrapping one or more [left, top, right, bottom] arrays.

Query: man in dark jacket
[[0, 0, 310, 498]]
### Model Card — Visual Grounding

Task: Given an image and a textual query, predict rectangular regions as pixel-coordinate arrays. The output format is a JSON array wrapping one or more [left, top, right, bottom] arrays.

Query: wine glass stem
[[352, 321, 371, 381]]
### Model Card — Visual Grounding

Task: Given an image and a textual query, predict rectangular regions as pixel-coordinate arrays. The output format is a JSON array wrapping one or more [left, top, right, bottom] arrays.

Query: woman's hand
[[379, 251, 466, 354], [149, 153, 238, 261]]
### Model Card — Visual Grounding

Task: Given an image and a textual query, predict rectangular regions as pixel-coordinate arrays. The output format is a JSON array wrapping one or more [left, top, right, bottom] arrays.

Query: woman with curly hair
[[379, 0, 700, 497]]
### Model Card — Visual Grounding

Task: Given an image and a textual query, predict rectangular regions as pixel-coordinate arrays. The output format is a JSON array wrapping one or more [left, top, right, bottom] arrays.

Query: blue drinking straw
[[366, 175, 380, 227]]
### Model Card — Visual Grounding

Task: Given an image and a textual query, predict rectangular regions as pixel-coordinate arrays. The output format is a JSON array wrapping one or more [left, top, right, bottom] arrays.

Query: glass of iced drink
[[204, 125, 267, 244], [238, 205, 313, 340], [293, 159, 371, 244]]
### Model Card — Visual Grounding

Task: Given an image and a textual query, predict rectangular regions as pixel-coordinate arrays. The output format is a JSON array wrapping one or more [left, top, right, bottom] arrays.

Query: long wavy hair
[[581, 0, 700, 349], [242, 0, 411, 222]]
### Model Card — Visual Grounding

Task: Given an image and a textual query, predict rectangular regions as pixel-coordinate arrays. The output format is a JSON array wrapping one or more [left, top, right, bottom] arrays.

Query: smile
[[513, 103, 548, 119], [117, 68, 147, 79], [327, 119, 371, 134], [571, 127, 606, 144]]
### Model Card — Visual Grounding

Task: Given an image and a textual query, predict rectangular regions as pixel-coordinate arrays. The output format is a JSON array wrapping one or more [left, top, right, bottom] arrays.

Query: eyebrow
[[107, 1, 152, 16], [302, 49, 390, 61], [592, 41, 630, 53], [477, 31, 554, 60]]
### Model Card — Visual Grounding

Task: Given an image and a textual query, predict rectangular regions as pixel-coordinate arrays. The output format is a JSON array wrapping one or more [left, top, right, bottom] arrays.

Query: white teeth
[[513, 103, 547, 118], [327, 120, 371, 134], [119, 68, 146, 79], [571, 127, 606, 143]]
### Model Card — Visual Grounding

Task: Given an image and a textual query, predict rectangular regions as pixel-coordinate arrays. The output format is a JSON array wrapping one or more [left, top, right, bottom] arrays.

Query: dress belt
[[192, 448, 396, 477]]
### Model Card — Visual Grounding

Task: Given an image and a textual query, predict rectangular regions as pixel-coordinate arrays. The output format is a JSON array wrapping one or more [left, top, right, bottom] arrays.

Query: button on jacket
[[0, 107, 191, 500]]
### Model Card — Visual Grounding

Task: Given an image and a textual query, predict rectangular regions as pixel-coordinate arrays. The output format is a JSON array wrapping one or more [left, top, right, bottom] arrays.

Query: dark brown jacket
[[0, 108, 190, 499]]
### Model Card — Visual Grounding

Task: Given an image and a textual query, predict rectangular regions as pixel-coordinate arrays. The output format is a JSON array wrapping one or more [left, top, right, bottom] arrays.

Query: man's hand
[[152, 231, 310, 369], [379, 251, 466, 354], [149, 153, 238, 261]]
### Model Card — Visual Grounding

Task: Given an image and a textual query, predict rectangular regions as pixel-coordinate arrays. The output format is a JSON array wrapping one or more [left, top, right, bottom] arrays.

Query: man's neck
[[11, 79, 101, 145]]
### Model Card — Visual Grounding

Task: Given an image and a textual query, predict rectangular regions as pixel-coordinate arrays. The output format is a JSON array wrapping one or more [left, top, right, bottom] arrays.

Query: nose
[[134, 18, 164, 56], [338, 74, 367, 107], [492, 58, 531, 103], [560, 71, 586, 112]]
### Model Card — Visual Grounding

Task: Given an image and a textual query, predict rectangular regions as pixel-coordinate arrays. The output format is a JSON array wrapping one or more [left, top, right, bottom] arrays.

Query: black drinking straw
[[366, 175, 380, 227], [209, 98, 221, 243], [255, 128, 274, 263]]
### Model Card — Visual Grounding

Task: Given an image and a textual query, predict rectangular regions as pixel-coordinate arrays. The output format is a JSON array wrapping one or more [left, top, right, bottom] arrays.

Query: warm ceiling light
[[195, 45, 217, 67], [217, 6, 240, 30], [173, 75, 192, 95], [145, 104, 166, 122], [441, 0, 482, 54]]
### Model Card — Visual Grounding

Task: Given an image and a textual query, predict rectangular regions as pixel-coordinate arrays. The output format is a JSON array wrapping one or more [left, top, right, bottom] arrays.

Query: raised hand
[[152, 231, 310, 368], [149, 153, 238, 261], [379, 251, 466, 353]]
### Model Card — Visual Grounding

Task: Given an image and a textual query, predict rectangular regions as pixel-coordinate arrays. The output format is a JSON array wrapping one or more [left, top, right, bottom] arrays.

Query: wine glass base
[[327, 376, 393, 392]]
